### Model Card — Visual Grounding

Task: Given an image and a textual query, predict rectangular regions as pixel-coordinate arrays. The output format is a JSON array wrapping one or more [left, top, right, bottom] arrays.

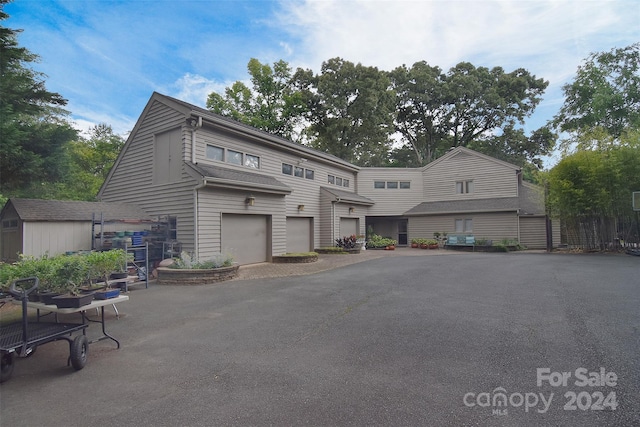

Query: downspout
[[332, 196, 341, 244], [191, 115, 202, 165], [193, 177, 208, 260]]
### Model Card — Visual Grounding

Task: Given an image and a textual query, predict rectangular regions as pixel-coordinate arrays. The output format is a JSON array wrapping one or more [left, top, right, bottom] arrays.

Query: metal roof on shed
[[2, 199, 151, 222]]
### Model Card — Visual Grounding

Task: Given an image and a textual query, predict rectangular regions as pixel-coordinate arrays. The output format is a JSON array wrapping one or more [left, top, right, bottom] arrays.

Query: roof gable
[[423, 147, 521, 172]]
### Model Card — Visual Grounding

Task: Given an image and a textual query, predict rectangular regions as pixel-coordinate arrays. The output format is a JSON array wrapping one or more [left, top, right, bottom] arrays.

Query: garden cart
[[0, 277, 89, 383]]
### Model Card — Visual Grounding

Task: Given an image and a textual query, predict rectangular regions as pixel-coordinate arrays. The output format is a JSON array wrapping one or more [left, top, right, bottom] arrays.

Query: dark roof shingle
[[4, 199, 151, 222]]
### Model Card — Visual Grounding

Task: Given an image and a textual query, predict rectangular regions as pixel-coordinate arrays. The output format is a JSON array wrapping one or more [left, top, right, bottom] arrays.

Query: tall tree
[[390, 61, 550, 166], [390, 61, 447, 165], [0, 0, 76, 196], [206, 58, 307, 141], [296, 58, 396, 166], [553, 43, 640, 144], [63, 124, 125, 200]]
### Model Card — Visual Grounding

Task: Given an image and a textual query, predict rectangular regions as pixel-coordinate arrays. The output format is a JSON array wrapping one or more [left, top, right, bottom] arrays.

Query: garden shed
[[0, 198, 151, 262]]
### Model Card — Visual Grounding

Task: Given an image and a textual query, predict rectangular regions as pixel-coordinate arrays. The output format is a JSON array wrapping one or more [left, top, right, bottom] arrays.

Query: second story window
[[245, 154, 260, 168], [283, 163, 314, 180], [228, 150, 243, 165], [456, 180, 474, 194], [328, 174, 349, 187], [206, 144, 260, 170]]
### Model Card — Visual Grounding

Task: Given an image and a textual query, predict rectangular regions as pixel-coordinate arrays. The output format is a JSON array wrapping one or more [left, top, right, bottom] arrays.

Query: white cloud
[[171, 73, 230, 108]]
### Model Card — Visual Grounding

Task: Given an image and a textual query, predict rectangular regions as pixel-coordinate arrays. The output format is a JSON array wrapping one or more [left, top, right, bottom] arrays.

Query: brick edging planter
[[272, 254, 318, 263], [156, 265, 239, 285]]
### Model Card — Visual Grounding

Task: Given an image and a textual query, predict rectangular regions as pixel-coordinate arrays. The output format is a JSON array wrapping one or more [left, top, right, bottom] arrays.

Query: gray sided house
[[0, 199, 151, 262], [97, 92, 556, 265]]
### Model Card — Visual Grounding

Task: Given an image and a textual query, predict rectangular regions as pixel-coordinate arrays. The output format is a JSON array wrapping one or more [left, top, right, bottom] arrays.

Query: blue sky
[[5, 0, 640, 167]]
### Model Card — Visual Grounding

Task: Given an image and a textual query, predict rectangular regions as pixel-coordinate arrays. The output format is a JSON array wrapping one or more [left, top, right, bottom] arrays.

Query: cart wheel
[[70, 336, 88, 370], [1, 351, 15, 383]]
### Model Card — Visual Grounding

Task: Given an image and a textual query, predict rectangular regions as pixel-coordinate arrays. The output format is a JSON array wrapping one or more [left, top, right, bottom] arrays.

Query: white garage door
[[222, 214, 268, 264], [339, 217, 358, 238], [287, 217, 312, 253]]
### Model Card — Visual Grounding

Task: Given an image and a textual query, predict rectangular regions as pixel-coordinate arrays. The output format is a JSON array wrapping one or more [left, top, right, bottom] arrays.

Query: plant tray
[[94, 289, 121, 300], [52, 293, 94, 308], [39, 292, 62, 305]]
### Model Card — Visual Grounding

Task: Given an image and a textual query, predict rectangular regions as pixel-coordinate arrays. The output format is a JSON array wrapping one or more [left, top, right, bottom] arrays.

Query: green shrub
[[366, 233, 397, 249]]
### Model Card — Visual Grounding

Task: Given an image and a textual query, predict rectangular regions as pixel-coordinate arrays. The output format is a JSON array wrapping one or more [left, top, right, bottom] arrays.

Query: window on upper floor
[[456, 180, 474, 194], [283, 163, 314, 180], [374, 180, 411, 189], [206, 144, 261, 170], [228, 150, 243, 165], [327, 174, 348, 187], [206, 145, 224, 162], [245, 154, 260, 169], [305, 169, 315, 180]]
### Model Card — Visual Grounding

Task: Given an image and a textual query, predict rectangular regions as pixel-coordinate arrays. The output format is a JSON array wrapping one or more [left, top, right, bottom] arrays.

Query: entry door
[[398, 220, 408, 245]]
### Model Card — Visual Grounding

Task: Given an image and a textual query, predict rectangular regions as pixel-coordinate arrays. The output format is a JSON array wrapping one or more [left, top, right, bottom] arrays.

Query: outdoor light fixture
[[246, 195, 255, 206], [349, 207, 355, 214], [298, 204, 305, 211]]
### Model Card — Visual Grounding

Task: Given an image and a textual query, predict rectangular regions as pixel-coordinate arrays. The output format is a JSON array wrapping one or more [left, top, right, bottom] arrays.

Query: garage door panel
[[287, 217, 312, 253], [339, 218, 358, 238], [222, 214, 268, 264]]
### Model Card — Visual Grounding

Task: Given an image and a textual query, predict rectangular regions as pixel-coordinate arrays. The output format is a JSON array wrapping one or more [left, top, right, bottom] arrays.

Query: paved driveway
[[1, 252, 639, 426]]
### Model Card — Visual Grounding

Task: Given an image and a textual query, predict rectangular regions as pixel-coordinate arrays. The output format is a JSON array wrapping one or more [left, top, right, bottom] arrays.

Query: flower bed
[[156, 264, 239, 285]]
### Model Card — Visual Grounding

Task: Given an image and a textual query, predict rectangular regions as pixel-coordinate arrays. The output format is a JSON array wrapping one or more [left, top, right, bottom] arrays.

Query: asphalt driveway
[[1, 252, 639, 426]]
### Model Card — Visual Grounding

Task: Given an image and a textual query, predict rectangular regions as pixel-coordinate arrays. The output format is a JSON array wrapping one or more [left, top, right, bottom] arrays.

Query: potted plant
[[51, 255, 94, 308], [411, 238, 419, 249], [84, 249, 126, 300]]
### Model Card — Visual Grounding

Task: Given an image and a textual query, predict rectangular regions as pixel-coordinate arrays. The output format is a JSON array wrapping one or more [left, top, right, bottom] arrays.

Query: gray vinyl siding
[[194, 125, 359, 250], [100, 100, 197, 252], [408, 212, 519, 242], [196, 187, 286, 259], [357, 168, 424, 215], [423, 151, 519, 202]]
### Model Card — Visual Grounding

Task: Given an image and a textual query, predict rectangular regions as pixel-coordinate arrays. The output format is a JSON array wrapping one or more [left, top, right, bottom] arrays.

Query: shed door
[[520, 216, 547, 249], [339, 217, 358, 238], [222, 214, 268, 264], [287, 217, 312, 253]]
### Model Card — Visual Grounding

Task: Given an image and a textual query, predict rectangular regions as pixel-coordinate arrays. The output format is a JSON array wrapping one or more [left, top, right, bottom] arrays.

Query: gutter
[[190, 115, 202, 165]]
